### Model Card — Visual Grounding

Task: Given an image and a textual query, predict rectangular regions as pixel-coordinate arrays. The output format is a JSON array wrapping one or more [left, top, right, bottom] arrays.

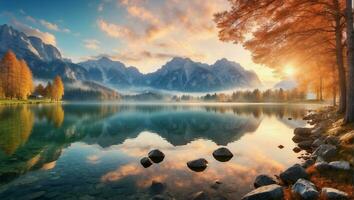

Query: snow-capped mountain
[[0, 24, 262, 93], [144, 57, 261, 91], [79, 57, 143, 87], [0, 24, 61, 62]]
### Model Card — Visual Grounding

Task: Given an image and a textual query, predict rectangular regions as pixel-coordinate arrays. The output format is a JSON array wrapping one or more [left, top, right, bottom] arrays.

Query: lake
[[0, 103, 321, 200]]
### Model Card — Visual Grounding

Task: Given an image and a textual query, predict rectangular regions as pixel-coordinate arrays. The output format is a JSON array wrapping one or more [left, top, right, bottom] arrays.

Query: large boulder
[[148, 149, 165, 163], [328, 161, 351, 170], [321, 187, 349, 200], [241, 184, 283, 200], [312, 144, 337, 161], [212, 147, 233, 162], [279, 164, 308, 184], [187, 158, 208, 172], [291, 179, 319, 200], [254, 175, 277, 188], [140, 157, 153, 168], [294, 128, 312, 137]]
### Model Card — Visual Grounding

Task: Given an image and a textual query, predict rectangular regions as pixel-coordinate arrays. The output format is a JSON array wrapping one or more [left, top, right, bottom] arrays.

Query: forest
[[0, 50, 64, 101], [214, 0, 354, 123]]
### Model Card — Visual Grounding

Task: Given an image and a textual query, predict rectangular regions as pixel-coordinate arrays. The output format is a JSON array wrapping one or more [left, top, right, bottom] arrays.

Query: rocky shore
[[242, 107, 354, 200]]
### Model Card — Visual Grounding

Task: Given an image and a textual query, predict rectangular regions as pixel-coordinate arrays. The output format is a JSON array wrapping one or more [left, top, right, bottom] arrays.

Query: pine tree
[[51, 76, 64, 101]]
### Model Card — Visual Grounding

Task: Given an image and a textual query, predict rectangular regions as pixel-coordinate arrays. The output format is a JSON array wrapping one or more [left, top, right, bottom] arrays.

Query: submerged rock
[[279, 164, 308, 184], [148, 149, 165, 163], [254, 175, 277, 188], [150, 181, 166, 195], [291, 179, 319, 200], [187, 158, 208, 172], [140, 157, 153, 168], [212, 147, 233, 162], [328, 161, 351, 170], [321, 187, 349, 200], [312, 144, 337, 161], [241, 184, 283, 200], [191, 191, 209, 200]]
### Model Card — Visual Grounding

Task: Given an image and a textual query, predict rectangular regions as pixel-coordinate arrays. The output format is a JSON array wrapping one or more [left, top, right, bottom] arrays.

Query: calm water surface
[[0, 103, 321, 200]]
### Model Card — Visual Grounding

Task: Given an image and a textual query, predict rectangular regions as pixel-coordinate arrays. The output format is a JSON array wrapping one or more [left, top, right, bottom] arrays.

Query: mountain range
[[0, 24, 262, 95]]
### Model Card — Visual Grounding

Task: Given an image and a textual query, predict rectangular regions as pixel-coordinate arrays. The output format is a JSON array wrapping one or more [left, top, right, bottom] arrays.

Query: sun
[[283, 65, 295, 77]]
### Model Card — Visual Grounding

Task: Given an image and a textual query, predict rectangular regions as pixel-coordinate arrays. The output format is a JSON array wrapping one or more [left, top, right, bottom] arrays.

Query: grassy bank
[[0, 99, 62, 105]]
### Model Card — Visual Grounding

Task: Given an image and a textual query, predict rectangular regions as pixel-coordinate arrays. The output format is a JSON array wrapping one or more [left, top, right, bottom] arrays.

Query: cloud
[[40, 19, 59, 31], [97, 19, 137, 39], [11, 19, 57, 46], [83, 39, 100, 50]]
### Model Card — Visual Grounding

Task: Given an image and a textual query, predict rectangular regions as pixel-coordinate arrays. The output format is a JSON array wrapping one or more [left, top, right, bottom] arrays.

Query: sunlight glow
[[283, 65, 296, 77]]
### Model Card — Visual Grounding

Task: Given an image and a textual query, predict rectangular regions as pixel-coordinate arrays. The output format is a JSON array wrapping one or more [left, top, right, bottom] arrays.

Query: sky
[[0, 0, 281, 87]]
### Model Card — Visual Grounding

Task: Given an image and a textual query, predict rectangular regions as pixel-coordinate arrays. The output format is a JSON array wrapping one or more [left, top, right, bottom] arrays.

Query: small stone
[[212, 147, 233, 162], [328, 161, 351, 170], [187, 158, 208, 172], [298, 140, 313, 150], [293, 147, 302, 153], [241, 184, 283, 200], [254, 175, 276, 188], [279, 164, 308, 184], [288, 117, 292, 120], [321, 187, 349, 200], [191, 191, 209, 200], [292, 135, 308, 143], [148, 149, 165, 163], [294, 128, 312, 137], [291, 179, 319, 200], [278, 145, 284, 149], [140, 157, 153, 168]]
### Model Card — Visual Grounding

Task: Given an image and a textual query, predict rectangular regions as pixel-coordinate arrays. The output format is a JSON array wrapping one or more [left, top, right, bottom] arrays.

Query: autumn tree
[[51, 76, 64, 101], [34, 84, 45, 96], [214, 0, 348, 113], [44, 82, 52, 99], [0, 50, 34, 100]]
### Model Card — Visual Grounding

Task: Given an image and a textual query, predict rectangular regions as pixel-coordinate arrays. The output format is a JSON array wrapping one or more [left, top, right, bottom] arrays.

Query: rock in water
[[190, 191, 209, 200], [148, 149, 165, 163], [254, 175, 277, 188], [278, 145, 284, 149], [140, 157, 153, 168], [279, 164, 308, 184], [312, 144, 337, 161], [328, 161, 351, 170], [291, 179, 319, 200], [293, 147, 302, 153], [212, 147, 233, 162], [294, 128, 312, 137], [150, 181, 165, 195], [187, 158, 208, 172], [241, 184, 283, 200], [321, 187, 349, 200]]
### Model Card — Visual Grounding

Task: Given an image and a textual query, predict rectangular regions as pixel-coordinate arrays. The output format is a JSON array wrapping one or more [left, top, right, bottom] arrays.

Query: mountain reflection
[[0, 103, 310, 186]]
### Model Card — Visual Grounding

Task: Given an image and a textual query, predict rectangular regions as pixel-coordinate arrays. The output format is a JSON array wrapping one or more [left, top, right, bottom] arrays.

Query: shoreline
[[242, 106, 354, 199], [0, 99, 62, 105]]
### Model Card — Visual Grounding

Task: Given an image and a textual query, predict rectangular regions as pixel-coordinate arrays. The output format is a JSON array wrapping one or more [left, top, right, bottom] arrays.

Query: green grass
[[0, 99, 62, 105]]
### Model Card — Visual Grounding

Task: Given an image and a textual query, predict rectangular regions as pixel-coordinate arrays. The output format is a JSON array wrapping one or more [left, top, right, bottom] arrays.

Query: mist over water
[[0, 103, 320, 200]]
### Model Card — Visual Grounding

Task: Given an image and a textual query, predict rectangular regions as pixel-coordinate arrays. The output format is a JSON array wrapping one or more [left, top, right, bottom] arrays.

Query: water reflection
[[0, 103, 317, 199]]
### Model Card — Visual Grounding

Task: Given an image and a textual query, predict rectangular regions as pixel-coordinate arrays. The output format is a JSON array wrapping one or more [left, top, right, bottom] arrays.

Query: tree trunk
[[332, 64, 337, 106], [345, 0, 354, 122], [334, 0, 347, 113]]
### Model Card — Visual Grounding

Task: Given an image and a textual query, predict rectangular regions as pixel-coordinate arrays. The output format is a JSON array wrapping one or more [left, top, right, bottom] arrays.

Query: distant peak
[[98, 56, 112, 62]]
